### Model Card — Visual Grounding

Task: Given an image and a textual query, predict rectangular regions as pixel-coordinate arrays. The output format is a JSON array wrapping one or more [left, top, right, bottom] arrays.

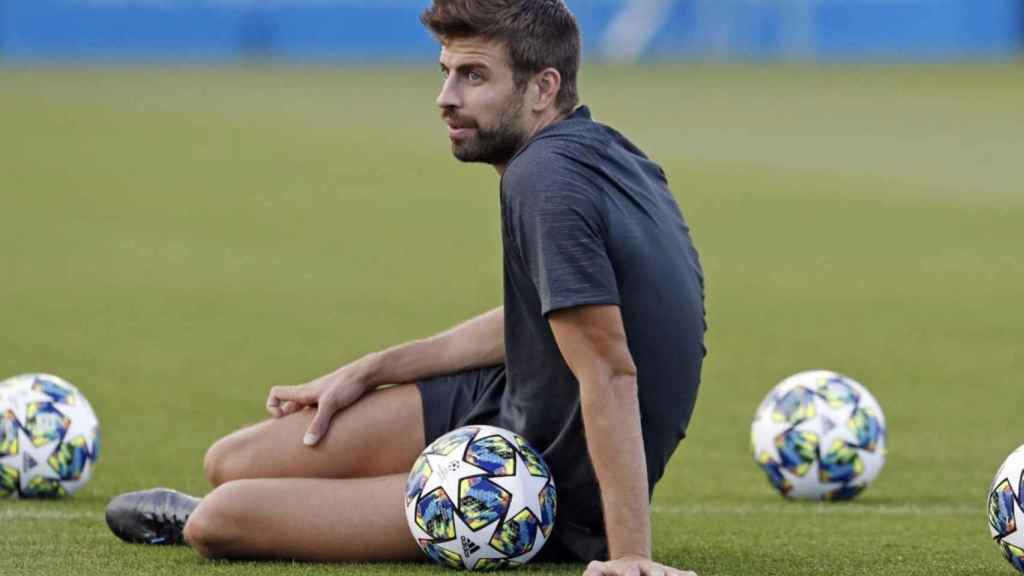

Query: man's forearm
[[580, 372, 652, 560], [350, 306, 505, 388]]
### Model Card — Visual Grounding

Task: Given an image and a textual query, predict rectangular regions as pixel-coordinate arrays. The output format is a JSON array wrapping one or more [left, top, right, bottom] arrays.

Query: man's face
[[436, 37, 530, 166]]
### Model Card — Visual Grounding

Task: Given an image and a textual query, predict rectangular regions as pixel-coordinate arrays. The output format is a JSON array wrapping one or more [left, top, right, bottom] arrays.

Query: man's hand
[[265, 364, 371, 446], [547, 306, 696, 576], [584, 555, 697, 576], [262, 307, 504, 448]]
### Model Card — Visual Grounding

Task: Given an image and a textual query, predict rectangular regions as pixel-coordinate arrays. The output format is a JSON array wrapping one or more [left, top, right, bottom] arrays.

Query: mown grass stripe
[[1, 508, 101, 521], [653, 503, 980, 516]]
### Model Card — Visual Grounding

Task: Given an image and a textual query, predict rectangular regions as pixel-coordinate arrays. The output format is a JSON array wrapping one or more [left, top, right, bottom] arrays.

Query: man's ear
[[531, 68, 562, 113]]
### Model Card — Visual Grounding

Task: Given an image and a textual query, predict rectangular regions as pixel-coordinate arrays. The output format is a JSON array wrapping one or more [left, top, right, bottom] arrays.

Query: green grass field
[[1, 63, 1023, 575]]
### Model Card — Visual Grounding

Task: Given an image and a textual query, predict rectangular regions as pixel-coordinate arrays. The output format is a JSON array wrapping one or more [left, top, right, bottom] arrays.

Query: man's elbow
[[610, 353, 638, 384], [610, 366, 638, 398], [582, 362, 638, 406]]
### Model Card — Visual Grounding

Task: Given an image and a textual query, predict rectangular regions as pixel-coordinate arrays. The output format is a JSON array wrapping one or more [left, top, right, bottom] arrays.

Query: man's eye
[[468, 71, 483, 82]]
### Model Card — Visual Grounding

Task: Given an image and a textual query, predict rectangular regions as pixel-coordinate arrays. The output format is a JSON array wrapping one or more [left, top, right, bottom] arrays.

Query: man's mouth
[[444, 112, 476, 131], [446, 121, 475, 140]]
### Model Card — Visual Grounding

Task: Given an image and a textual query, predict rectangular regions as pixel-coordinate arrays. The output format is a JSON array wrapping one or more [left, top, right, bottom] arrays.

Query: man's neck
[[494, 108, 570, 176]]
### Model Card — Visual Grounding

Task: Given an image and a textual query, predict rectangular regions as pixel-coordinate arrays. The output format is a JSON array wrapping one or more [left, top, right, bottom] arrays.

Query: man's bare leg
[[204, 383, 425, 486], [184, 475, 421, 561], [105, 383, 426, 547]]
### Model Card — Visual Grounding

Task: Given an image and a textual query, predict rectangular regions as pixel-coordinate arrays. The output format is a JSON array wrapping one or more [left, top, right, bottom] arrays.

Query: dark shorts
[[416, 365, 582, 563], [417, 365, 506, 446]]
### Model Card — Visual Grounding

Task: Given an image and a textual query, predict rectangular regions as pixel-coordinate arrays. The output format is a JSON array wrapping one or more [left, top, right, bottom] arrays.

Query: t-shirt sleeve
[[505, 155, 620, 316]]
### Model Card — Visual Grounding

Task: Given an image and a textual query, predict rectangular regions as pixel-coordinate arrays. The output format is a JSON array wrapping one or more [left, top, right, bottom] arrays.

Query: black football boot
[[105, 488, 201, 545]]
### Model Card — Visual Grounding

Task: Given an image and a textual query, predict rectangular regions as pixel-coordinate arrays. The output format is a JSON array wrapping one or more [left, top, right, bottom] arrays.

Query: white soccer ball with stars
[[0, 373, 100, 498], [988, 444, 1024, 573], [405, 424, 556, 570], [751, 370, 886, 500]]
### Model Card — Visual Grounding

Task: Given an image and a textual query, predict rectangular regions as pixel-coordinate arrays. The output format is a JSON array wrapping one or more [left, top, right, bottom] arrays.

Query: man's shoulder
[[501, 142, 594, 207], [502, 141, 573, 190], [521, 109, 612, 157], [503, 111, 611, 196]]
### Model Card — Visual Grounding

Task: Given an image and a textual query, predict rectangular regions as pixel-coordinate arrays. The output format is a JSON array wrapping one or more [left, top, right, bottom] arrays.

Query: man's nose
[[436, 76, 460, 109]]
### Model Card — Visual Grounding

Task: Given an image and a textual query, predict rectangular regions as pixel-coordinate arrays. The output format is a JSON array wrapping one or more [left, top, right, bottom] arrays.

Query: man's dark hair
[[421, 0, 581, 115]]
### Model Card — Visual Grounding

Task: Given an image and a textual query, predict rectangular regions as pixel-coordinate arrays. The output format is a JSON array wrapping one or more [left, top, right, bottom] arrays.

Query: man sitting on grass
[[106, 2, 706, 574]]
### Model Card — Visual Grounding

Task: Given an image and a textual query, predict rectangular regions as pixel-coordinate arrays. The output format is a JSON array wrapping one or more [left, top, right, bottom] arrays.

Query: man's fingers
[[266, 389, 282, 417], [648, 564, 693, 576], [280, 400, 299, 415], [645, 564, 668, 576], [269, 384, 317, 403], [582, 559, 694, 576], [267, 384, 318, 417], [303, 398, 336, 446]]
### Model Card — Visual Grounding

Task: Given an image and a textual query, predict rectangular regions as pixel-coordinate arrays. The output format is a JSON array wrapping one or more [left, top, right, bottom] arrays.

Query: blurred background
[[1, 0, 1022, 63], [2, 2, 1023, 575]]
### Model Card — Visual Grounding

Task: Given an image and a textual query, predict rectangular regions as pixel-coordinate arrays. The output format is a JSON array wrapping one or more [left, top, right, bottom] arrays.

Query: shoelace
[[144, 495, 189, 544]]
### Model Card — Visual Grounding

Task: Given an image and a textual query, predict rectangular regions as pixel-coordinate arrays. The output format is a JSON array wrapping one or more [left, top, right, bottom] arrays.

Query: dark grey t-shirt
[[497, 106, 706, 560]]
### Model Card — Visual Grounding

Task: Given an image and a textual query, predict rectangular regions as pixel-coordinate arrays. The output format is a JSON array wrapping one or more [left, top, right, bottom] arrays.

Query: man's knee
[[204, 435, 243, 487], [183, 498, 219, 558], [183, 484, 239, 558]]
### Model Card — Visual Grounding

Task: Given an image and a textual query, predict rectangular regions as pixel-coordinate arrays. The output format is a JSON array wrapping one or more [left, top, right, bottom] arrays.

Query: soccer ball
[[405, 425, 556, 570], [0, 373, 100, 498], [751, 370, 886, 500], [988, 444, 1024, 573]]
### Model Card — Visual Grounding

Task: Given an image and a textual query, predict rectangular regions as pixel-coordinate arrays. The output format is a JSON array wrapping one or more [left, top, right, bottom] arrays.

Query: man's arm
[[356, 305, 505, 386], [548, 305, 695, 576], [267, 306, 504, 445]]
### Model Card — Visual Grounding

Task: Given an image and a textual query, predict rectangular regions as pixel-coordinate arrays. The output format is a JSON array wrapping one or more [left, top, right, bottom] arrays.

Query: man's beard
[[449, 97, 527, 165]]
